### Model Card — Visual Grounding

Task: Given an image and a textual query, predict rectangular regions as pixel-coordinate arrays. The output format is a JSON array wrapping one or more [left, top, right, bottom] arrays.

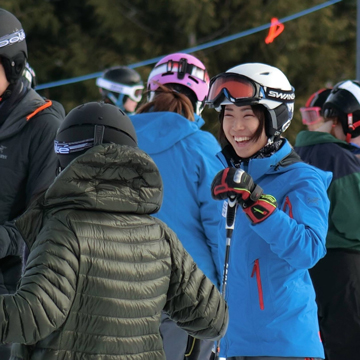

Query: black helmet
[[55, 102, 138, 170], [0, 8, 27, 83], [96, 66, 144, 113], [323, 80, 360, 141]]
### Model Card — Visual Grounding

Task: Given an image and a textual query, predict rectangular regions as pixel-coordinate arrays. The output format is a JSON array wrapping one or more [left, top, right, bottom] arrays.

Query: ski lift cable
[[36, 0, 342, 91]]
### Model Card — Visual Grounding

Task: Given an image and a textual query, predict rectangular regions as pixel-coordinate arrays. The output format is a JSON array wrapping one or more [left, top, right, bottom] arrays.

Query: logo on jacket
[[0, 145, 7, 159]]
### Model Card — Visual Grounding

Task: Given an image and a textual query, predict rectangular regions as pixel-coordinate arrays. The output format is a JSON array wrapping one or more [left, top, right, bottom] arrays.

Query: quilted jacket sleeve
[[0, 221, 24, 258], [162, 224, 228, 340], [0, 217, 79, 345]]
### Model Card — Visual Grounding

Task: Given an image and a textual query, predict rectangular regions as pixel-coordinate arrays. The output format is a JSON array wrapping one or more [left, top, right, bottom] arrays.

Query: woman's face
[[223, 104, 268, 158]]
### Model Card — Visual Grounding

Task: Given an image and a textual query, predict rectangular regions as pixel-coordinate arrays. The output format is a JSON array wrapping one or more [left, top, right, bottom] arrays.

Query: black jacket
[[0, 87, 64, 295]]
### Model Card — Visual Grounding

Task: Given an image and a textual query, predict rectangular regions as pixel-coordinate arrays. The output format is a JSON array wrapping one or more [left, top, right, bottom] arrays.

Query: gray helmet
[[0, 8, 27, 83], [96, 66, 144, 112]]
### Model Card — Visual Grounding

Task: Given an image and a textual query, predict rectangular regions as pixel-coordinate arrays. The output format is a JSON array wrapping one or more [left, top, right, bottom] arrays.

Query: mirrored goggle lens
[[300, 107, 322, 124], [208, 75, 256, 102]]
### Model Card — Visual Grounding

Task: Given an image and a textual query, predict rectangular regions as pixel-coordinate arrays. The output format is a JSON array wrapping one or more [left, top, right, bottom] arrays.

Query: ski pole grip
[[226, 196, 237, 232]]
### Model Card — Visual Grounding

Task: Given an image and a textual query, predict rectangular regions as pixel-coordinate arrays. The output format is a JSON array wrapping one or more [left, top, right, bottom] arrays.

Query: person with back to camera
[[0, 8, 64, 358], [295, 80, 360, 360], [130, 52, 223, 360], [0, 101, 228, 360], [206, 62, 332, 360], [96, 65, 144, 115]]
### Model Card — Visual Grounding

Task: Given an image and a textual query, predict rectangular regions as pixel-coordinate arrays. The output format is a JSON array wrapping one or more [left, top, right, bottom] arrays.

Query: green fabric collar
[[295, 130, 354, 151]]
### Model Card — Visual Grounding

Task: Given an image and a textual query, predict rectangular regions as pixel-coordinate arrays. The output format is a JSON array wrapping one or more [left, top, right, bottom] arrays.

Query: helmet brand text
[[0, 30, 26, 49]]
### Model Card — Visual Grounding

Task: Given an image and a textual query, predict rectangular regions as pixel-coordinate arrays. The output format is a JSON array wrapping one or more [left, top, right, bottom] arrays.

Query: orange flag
[[265, 18, 284, 44]]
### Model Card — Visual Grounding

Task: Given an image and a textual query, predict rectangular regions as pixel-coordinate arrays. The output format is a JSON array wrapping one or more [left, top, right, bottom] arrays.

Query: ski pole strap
[[184, 336, 201, 360]]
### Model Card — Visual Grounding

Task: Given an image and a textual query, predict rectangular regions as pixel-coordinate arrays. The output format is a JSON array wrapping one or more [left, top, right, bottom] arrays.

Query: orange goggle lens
[[208, 75, 257, 102]]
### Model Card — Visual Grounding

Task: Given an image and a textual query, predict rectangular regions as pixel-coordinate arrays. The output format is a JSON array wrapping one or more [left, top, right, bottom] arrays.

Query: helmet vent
[[260, 72, 270, 75], [188, 75, 199, 84]]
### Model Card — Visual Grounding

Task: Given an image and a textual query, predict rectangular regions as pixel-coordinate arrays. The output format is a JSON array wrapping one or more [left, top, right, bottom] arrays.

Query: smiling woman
[[206, 62, 332, 360], [222, 104, 267, 158]]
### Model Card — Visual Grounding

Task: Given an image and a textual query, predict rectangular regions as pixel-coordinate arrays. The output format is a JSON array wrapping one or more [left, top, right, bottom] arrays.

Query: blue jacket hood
[[130, 112, 204, 154]]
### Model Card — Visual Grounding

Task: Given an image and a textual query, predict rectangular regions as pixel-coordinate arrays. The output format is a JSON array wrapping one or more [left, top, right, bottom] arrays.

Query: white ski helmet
[[206, 63, 295, 137]]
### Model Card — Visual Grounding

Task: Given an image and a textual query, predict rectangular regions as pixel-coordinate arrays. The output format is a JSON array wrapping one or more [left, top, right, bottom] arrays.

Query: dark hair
[[136, 83, 195, 121], [218, 104, 266, 148]]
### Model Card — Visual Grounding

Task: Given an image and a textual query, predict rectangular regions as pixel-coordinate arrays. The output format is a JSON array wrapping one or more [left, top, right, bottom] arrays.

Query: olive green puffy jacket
[[3, 144, 228, 360]]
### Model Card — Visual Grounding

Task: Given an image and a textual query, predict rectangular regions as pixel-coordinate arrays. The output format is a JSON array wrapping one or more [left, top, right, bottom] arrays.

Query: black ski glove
[[211, 167, 277, 224]]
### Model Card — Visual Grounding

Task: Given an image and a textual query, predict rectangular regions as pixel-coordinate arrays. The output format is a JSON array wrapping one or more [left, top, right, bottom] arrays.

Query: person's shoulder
[[26, 90, 65, 125], [47, 99, 66, 117], [294, 141, 360, 185], [187, 128, 221, 150], [287, 158, 331, 179], [316, 141, 360, 177], [277, 150, 331, 191]]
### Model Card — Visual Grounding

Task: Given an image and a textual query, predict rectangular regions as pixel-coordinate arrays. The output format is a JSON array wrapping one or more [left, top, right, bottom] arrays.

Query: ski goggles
[[206, 73, 294, 109], [96, 77, 144, 102], [299, 106, 323, 125], [150, 58, 209, 82]]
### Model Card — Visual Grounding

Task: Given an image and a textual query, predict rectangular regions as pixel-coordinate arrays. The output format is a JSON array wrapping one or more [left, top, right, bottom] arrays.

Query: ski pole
[[215, 195, 237, 360]]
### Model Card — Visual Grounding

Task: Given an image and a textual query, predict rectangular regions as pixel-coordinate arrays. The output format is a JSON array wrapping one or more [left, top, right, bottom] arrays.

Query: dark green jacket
[[295, 131, 360, 250], [2, 144, 228, 360]]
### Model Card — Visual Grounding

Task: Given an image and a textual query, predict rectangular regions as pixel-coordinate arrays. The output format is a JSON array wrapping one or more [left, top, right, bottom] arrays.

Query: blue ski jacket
[[130, 111, 223, 287], [217, 139, 331, 358]]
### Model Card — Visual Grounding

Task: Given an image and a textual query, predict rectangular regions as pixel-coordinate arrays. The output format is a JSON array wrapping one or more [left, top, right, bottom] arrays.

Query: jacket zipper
[[251, 259, 264, 310]]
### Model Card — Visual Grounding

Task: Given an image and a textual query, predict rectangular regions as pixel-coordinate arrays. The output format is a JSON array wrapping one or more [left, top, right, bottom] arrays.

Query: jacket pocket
[[251, 259, 264, 310]]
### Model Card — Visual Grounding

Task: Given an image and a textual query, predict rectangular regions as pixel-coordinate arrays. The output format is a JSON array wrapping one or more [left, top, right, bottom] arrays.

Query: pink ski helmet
[[147, 52, 210, 115]]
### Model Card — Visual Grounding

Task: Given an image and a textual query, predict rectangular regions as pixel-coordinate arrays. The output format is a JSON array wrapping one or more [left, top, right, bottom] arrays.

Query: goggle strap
[[346, 116, 360, 143], [94, 125, 105, 146], [107, 92, 119, 106], [263, 86, 295, 104], [0, 29, 26, 49], [54, 139, 94, 154]]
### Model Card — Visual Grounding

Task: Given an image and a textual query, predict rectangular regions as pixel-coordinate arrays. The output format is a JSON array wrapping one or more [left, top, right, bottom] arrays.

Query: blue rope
[[36, 0, 342, 90]]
